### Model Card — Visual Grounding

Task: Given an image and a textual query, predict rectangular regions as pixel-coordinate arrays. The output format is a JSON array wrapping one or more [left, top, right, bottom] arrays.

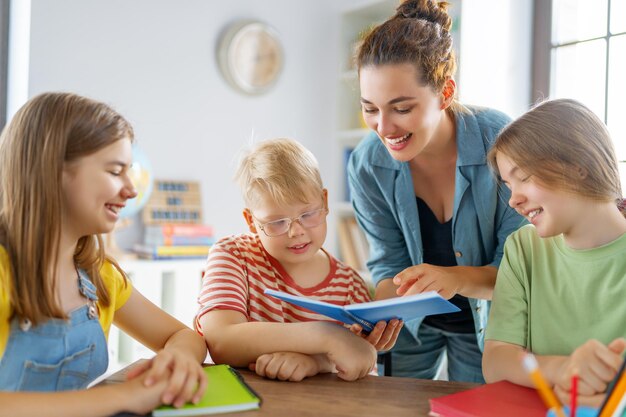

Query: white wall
[[23, 0, 533, 251], [458, 0, 533, 118], [27, 0, 342, 249]]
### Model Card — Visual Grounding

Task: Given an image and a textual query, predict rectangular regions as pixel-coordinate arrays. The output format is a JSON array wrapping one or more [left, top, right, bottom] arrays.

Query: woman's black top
[[416, 197, 475, 334]]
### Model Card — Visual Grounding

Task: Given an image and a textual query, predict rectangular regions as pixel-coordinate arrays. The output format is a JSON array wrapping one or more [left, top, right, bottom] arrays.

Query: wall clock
[[217, 20, 284, 95]]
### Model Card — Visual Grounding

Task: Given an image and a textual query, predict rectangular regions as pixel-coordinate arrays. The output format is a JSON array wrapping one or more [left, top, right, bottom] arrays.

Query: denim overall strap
[[0, 269, 109, 391]]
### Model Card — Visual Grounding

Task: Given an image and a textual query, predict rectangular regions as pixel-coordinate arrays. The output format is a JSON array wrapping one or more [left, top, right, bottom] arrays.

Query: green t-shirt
[[486, 224, 626, 356]]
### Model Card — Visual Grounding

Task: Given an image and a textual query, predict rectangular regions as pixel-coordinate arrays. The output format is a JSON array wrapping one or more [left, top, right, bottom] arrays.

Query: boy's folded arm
[[251, 352, 335, 381], [199, 309, 360, 366], [310, 353, 337, 373]]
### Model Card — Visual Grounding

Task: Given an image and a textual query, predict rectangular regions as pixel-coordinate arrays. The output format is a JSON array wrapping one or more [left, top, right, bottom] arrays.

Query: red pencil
[[571, 374, 578, 417]]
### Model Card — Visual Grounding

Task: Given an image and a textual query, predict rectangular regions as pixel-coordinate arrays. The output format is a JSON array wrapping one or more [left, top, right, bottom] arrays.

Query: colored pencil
[[522, 353, 567, 417], [571, 373, 578, 417]]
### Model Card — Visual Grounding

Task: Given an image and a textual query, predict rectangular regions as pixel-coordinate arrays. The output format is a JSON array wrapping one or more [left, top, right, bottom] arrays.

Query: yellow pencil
[[522, 353, 567, 417]]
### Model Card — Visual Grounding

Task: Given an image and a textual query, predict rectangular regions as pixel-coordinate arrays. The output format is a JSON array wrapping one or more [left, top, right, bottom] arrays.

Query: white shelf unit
[[335, 0, 396, 202], [106, 258, 206, 373], [335, 0, 396, 280]]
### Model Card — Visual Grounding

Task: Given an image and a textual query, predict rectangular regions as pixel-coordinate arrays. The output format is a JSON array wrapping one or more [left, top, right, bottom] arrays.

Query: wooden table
[[103, 364, 478, 417]]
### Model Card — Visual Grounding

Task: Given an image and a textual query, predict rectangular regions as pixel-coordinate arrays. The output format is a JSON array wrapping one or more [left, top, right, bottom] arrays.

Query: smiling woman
[[346, 0, 526, 382]]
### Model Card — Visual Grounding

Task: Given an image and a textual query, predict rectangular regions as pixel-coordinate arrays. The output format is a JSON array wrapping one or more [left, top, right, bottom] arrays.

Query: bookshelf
[[336, 0, 397, 142], [335, 0, 397, 283], [334, 0, 462, 285]]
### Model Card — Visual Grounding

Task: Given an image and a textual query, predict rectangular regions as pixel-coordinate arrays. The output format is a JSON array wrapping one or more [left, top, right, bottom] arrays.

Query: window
[[533, 0, 626, 161]]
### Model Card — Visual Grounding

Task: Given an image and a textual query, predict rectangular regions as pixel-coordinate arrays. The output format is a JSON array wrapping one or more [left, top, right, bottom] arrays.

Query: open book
[[264, 289, 460, 332], [153, 365, 261, 416]]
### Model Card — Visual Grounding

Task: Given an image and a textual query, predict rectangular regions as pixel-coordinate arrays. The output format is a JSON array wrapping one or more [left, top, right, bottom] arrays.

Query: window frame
[[532, 0, 625, 124]]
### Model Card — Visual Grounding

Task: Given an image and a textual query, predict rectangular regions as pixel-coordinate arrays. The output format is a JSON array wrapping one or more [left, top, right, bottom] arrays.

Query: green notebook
[[152, 365, 261, 416]]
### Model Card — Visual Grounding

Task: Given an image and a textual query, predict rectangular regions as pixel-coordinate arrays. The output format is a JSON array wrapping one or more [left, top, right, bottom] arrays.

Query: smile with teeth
[[528, 208, 543, 219], [385, 133, 411, 145], [290, 243, 309, 250], [106, 204, 122, 214]]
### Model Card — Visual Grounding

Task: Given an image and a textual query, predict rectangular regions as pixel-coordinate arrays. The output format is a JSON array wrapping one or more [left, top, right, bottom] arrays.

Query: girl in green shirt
[[483, 98, 626, 408]]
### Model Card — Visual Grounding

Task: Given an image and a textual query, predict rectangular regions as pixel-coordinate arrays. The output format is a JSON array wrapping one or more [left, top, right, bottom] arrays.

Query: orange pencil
[[598, 367, 626, 417], [522, 353, 567, 417]]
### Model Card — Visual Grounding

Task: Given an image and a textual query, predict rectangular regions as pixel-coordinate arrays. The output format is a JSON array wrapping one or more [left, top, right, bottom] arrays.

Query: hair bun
[[396, 0, 452, 32]]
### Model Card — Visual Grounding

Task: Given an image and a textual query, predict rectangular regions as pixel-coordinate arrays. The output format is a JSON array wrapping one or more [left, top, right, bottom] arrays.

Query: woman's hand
[[126, 348, 208, 408], [349, 319, 402, 351], [393, 263, 462, 299]]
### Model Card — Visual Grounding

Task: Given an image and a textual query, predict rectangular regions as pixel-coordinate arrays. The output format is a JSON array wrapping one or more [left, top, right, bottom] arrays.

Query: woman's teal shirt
[[347, 106, 526, 349]]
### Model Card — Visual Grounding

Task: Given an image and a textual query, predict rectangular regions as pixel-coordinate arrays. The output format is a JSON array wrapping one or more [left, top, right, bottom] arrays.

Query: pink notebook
[[429, 380, 547, 417]]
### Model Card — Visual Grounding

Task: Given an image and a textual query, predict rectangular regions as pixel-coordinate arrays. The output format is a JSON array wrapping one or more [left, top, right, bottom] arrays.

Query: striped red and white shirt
[[195, 233, 371, 334]]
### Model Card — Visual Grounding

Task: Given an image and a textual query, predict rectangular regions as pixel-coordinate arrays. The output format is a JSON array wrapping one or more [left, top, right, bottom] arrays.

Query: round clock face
[[218, 21, 284, 95]]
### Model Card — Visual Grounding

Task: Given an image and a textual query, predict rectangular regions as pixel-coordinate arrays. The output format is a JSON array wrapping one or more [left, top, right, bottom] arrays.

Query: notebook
[[152, 365, 261, 416], [428, 380, 547, 417], [264, 289, 459, 332]]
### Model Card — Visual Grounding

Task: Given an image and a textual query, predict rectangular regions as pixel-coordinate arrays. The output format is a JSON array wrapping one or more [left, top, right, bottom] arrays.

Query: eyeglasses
[[253, 208, 328, 237]]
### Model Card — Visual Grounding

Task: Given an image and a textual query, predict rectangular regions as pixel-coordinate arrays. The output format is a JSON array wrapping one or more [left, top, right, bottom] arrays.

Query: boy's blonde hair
[[0, 92, 133, 325], [487, 98, 622, 205], [235, 138, 324, 208]]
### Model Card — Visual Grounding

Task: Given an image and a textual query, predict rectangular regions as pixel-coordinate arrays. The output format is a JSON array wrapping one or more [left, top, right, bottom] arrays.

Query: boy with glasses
[[195, 138, 401, 382]]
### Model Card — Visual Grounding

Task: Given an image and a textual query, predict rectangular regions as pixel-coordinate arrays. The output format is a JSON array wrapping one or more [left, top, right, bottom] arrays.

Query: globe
[[119, 144, 154, 219]]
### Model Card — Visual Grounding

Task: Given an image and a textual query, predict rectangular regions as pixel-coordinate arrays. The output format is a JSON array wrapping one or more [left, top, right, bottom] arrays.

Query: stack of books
[[143, 180, 203, 225], [134, 223, 215, 260]]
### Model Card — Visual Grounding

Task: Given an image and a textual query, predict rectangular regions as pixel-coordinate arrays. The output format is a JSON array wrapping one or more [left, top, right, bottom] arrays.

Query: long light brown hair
[[487, 98, 624, 214], [0, 92, 133, 324], [356, 0, 461, 112]]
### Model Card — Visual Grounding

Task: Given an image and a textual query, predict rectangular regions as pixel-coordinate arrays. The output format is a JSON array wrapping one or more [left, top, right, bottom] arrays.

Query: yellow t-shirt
[[0, 245, 133, 359]]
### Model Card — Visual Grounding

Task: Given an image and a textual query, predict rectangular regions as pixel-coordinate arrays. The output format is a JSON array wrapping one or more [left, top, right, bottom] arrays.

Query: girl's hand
[[250, 352, 320, 382], [118, 370, 172, 415], [127, 349, 208, 408], [349, 319, 402, 351], [554, 338, 626, 397], [393, 264, 461, 299]]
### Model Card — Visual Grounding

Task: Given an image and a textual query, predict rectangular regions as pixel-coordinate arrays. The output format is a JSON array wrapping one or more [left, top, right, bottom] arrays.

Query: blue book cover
[[264, 289, 460, 332]]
